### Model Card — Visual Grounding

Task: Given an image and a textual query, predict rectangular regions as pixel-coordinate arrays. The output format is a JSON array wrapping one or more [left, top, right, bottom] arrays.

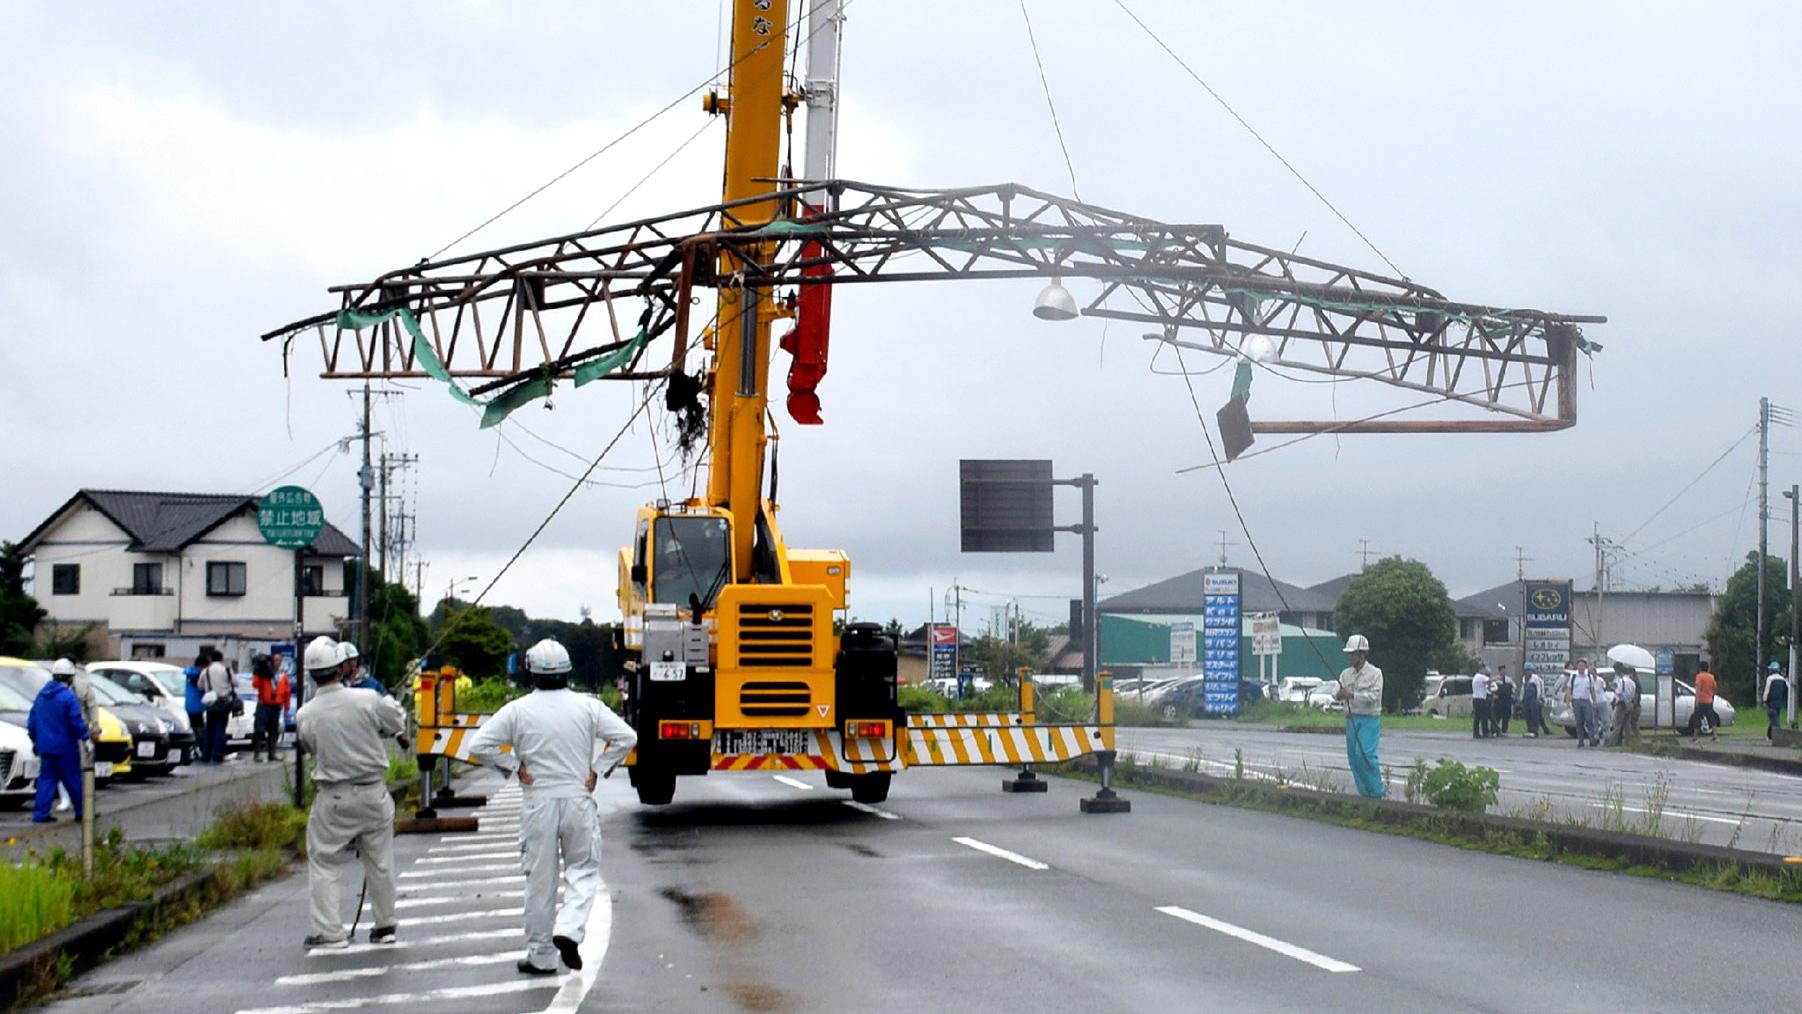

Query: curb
[[1665, 743, 1802, 778], [1069, 757, 1802, 878], [0, 862, 270, 1010]]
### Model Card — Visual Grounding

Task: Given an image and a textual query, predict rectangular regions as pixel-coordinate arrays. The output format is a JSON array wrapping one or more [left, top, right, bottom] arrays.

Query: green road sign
[[258, 485, 324, 549]]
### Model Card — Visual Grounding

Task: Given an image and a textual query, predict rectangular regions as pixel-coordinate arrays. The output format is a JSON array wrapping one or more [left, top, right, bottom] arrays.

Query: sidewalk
[[1640, 729, 1802, 776], [2, 758, 297, 860]]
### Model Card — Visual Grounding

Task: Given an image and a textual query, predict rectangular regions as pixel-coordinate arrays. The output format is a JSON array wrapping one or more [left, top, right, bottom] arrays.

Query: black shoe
[[303, 934, 349, 949], [517, 959, 559, 976], [369, 926, 398, 945], [553, 934, 583, 970]]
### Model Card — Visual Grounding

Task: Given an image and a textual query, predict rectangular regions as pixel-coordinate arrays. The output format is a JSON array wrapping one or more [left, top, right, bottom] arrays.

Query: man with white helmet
[[1333, 634, 1385, 798], [295, 634, 409, 949], [468, 638, 638, 975], [336, 641, 380, 692]]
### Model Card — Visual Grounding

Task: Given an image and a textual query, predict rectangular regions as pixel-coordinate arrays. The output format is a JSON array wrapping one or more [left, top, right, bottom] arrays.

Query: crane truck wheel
[[849, 773, 891, 804], [632, 766, 676, 806]]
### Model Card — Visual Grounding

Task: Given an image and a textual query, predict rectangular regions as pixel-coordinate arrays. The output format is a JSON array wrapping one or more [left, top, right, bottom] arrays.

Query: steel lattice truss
[[264, 180, 1604, 429]]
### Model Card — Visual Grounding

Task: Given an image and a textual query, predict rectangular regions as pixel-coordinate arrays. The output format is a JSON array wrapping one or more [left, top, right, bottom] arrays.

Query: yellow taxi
[[0, 656, 134, 783]]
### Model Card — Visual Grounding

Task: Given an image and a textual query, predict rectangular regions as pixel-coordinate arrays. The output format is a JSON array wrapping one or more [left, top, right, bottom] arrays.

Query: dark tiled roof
[[23, 490, 359, 557], [1100, 567, 1335, 614], [1306, 573, 1360, 604]]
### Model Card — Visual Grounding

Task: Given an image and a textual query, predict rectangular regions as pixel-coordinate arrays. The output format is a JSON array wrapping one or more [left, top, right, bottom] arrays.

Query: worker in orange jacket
[[252, 655, 292, 762]]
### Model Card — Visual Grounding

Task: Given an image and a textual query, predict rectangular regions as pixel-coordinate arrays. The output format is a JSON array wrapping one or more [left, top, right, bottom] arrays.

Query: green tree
[[964, 621, 1051, 685], [0, 541, 45, 657], [1704, 552, 1791, 705], [1334, 557, 1457, 713], [432, 605, 516, 678], [365, 574, 428, 688]]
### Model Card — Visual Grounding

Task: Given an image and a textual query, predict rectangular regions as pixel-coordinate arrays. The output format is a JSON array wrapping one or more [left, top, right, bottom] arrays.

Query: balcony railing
[[111, 587, 174, 596]]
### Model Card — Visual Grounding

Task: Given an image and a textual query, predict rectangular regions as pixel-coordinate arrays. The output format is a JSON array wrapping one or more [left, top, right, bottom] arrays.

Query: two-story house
[[20, 489, 361, 664]]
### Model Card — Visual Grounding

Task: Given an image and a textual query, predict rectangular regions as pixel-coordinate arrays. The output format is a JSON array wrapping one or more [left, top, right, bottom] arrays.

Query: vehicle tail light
[[660, 721, 704, 740], [845, 720, 890, 739]]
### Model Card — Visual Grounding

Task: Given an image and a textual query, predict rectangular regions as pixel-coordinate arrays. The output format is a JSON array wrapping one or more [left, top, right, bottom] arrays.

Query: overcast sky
[[5, 1, 1800, 632]]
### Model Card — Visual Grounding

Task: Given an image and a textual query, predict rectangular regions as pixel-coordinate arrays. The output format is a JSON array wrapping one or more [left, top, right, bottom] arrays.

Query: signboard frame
[[1201, 572, 1242, 717]]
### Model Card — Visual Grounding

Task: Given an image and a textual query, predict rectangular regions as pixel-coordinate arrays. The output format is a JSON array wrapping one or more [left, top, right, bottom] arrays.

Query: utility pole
[[1587, 523, 1613, 656], [949, 582, 963, 680], [357, 382, 373, 647], [375, 451, 418, 580], [1758, 396, 1770, 694], [1514, 546, 1533, 582], [1215, 530, 1236, 570]]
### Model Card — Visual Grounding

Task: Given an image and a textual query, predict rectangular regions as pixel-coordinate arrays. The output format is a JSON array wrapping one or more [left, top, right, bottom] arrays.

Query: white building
[[20, 489, 360, 664]]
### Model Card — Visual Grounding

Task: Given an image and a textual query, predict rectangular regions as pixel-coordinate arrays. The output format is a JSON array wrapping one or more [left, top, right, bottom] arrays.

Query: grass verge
[[1052, 760, 1802, 905]]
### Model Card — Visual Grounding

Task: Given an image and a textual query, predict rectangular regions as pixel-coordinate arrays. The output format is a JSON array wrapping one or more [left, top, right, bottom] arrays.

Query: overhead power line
[[1618, 425, 1756, 546]]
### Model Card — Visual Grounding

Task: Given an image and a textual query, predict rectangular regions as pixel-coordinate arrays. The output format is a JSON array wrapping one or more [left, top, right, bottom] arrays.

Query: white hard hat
[[304, 635, 340, 673], [1343, 634, 1370, 653], [525, 638, 572, 676], [51, 658, 77, 679], [337, 641, 360, 663]]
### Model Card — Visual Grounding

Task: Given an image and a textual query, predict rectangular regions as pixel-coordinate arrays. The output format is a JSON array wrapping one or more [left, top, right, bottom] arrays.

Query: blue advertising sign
[[929, 624, 958, 683], [1201, 571, 1242, 716], [1523, 580, 1573, 669]]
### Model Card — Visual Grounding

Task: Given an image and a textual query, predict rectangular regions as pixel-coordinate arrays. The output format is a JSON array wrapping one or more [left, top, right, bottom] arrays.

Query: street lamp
[[445, 575, 479, 604]]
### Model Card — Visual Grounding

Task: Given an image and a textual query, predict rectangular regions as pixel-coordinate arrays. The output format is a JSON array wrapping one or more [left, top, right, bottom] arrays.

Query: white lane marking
[[401, 864, 517, 878], [538, 866, 613, 1013], [1156, 906, 1360, 973], [842, 800, 900, 820], [277, 950, 521, 985], [772, 775, 813, 791], [309, 927, 516, 957], [394, 891, 523, 910], [952, 836, 1049, 870], [413, 851, 516, 864], [400, 906, 524, 926], [399, 875, 522, 893], [1596, 802, 1742, 826], [235, 978, 567, 1013]]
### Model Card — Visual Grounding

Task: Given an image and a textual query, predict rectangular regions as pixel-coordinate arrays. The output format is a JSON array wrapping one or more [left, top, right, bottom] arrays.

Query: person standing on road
[[1764, 661, 1790, 741], [27, 659, 90, 823], [1606, 663, 1639, 747], [1493, 664, 1515, 736], [295, 635, 409, 949], [1689, 665, 1721, 742], [184, 655, 208, 758], [1332, 634, 1385, 798], [468, 638, 639, 974], [1567, 658, 1603, 747], [201, 649, 236, 763], [1471, 664, 1492, 739], [251, 654, 291, 762], [1521, 662, 1546, 738]]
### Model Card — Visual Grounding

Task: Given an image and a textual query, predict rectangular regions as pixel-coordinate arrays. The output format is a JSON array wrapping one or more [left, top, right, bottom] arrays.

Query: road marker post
[[1003, 668, 1048, 793], [1080, 674, 1131, 813]]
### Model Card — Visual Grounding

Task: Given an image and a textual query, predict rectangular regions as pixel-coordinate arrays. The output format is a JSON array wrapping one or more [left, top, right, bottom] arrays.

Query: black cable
[[1619, 426, 1756, 546], [1020, 1, 1083, 202], [1109, 0, 1406, 280]]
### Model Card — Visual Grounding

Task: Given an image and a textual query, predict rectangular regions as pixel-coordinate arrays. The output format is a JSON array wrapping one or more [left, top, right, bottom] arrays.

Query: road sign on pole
[[1250, 612, 1282, 656], [258, 485, 325, 550]]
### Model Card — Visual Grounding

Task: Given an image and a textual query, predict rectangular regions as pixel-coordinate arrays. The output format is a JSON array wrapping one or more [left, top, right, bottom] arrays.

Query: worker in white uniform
[[295, 635, 409, 949], [468, 638, 638, 975]]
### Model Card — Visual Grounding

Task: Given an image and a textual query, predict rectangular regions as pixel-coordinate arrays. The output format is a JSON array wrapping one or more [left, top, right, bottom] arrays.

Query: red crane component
[[778, 238, 833, 425]]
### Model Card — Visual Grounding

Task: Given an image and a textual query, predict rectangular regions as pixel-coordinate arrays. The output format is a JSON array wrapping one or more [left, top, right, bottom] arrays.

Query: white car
[[0, 685, 42, 806], [1275, 677, 1323, 704], [87, 661, 198, 761], [1306, 680, 1346, 712], [1545, 673, 1735, 735]]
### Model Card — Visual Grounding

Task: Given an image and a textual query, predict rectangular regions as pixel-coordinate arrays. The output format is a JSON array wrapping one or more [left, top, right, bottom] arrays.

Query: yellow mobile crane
[[266, 1, 1603, 808]]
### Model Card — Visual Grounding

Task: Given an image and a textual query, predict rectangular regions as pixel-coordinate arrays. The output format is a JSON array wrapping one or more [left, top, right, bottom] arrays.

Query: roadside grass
[[1056, 758, 1802, 905], [1235, 700, 1463, 733], [0, 863, 73, 953]]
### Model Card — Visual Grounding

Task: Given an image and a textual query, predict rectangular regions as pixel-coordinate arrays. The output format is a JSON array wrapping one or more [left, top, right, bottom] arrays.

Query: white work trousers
[[520, 793, 602, 968], [307, 781, 396, 941]]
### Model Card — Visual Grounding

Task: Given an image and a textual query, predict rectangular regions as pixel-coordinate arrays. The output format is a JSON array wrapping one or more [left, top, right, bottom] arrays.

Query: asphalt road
[[1117, 724, 1802, 852], [43, 763, 1802, 1013]]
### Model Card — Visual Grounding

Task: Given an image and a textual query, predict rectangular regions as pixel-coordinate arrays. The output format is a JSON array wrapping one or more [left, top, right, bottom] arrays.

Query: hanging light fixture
[[1032, 278, 1078, 321]]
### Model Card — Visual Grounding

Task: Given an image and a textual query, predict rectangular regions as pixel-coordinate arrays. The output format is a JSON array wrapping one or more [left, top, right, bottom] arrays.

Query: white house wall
[[32, 502, 133, 626]]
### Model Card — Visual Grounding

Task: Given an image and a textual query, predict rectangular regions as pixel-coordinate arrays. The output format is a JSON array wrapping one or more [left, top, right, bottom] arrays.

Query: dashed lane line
[[772, 775, 813, 791], [842, 800, 900, 820], [952, 836, 1049, 870], [1155, 905, 1360, 973]]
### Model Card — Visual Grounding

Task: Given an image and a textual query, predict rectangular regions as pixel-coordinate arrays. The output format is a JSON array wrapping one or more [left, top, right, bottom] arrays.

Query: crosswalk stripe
[[400, 864, 516, 878], [398, 875, 521, 893], [235, 978, 565, 1013], [394, 891, 523, 910], [413, 851, 516, 864], [277, 950, 522, 986], [400, 906, 523, 927], [308, 928, 516, 958]]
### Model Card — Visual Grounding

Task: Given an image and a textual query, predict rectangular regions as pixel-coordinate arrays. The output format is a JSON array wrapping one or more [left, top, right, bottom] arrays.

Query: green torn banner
[[334, 308, 649, 427]]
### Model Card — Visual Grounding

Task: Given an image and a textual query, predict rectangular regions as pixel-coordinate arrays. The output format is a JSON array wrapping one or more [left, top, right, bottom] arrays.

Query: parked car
[[1545, 673, 1735, 736], [1306, 680, 1345, 712], [0, 717, 40, 808], [82, 671, 177, 775], [0, 657, 132, 782], [85, 661, 198, 764], [1275, 677, 1323, 704], [1421, 675, 1475, 718]]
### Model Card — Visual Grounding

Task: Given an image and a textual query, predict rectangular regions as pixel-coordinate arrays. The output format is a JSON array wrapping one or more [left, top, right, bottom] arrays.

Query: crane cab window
[[653, 516, 731, 610]]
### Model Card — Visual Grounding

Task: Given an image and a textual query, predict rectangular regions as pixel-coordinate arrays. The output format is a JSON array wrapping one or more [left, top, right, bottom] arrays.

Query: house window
[[1459, 618, 1478, 641], [343, 559, 358, 602], [302, 565, 325, 597], [206, 561, 247, 597], [129, 644, 166, 660], [131, 562, 164, 595], [1483, 619, 1511, 645], [51, 564, 80, 595]]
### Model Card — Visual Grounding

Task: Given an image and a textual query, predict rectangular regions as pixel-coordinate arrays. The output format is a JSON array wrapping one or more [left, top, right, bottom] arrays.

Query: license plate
[[649, 661, 686, 683], [95, 762, 113, 779], [713, 729, 813, 755], [136, 742, 157, 758]]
